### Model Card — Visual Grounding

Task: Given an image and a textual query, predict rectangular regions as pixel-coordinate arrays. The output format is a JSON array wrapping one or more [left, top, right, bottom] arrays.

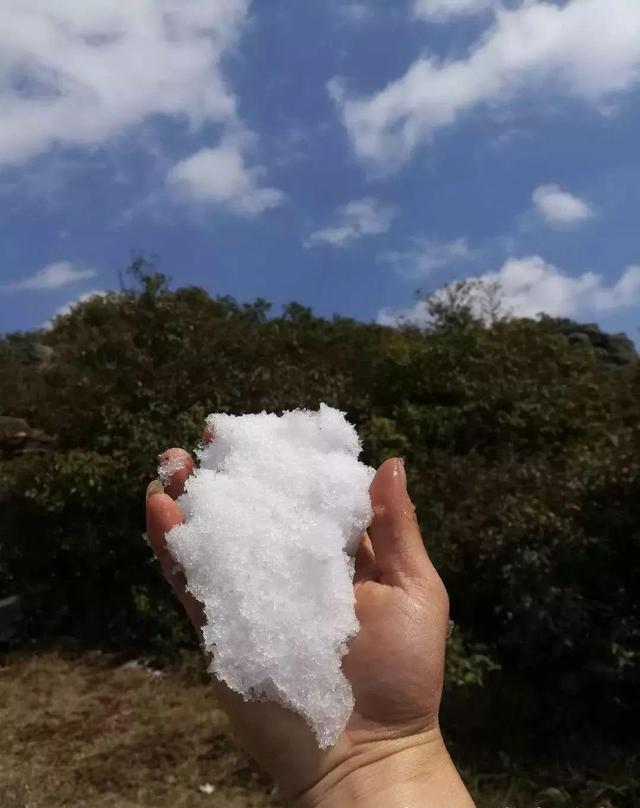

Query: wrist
[[293, 727, 475, 808]]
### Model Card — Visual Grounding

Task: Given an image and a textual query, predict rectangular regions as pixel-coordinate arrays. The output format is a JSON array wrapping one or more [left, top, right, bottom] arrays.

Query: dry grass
[[0, 652, 280, 808], [1, 652, 636, 808]]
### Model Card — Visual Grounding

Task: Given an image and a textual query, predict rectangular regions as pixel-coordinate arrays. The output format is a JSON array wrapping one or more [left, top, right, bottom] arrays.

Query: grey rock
[[606, 333, 638, 366], [567, 332, 593, 350], [0, 416, 54, 460]]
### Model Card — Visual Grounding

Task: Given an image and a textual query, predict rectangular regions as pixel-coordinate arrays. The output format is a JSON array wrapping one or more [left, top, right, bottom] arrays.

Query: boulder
[[605, 333, 638, 366], [0, 416, 54, 460]]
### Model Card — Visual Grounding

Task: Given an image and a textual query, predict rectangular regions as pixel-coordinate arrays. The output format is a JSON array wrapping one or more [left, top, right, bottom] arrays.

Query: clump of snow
[[165, 403, 374, 747], [158, 455, 185, 484]]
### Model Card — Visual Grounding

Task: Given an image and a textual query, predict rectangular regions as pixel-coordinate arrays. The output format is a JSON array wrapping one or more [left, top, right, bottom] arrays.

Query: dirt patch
[[1, 651, 634, 808], [0, 652, 279, 808]]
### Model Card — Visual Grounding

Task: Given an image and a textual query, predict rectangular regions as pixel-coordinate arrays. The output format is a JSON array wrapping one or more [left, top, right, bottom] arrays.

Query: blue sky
[[1, 0, 639, 339]]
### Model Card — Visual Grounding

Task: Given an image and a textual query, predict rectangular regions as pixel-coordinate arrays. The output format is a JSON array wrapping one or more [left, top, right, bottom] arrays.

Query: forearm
[[294, 729, 475, 808]]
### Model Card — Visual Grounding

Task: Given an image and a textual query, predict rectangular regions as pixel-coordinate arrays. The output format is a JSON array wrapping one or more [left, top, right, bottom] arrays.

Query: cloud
[[484, 256, 640, 318], [377, 300, 430, 328], [305, 197, 396, 248], [0, 1, 249, 166], [377, 256, 640, 326], [331, 0, 640, 171], [379, 237, 472, 278], [412, 0, 494, 22], [1, 261, 96, 291], [1, 1, 285, 218], [167, 141, 284, 216], [532, 184, 594, 227]]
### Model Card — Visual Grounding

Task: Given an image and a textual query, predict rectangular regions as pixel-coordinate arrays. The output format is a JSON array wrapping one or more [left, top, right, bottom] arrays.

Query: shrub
[[0, 266, 638, 741]]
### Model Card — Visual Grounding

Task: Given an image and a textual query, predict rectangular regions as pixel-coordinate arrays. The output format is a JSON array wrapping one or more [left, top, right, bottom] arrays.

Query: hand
[[146, 443, 474, 808]]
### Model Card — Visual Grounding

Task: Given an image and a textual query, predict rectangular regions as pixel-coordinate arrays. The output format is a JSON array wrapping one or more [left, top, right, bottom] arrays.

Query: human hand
[[146, 442, 474, 808]]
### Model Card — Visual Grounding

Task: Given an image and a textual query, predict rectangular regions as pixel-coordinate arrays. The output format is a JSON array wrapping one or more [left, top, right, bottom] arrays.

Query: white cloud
[[167, 141, 284, 216], [1, 261, 96, 291], [332, 0, 640, 171], [0, 0, 248, 166], [1, 1, 285, 217], [413, 0, 495, 22], [379, 237, 472, 278], [377, 299, 430, 328], [306, 197, 396, 248], [378, 256, 640, 326], [532, 184, 594, 227], [482, 256, 640, 318]]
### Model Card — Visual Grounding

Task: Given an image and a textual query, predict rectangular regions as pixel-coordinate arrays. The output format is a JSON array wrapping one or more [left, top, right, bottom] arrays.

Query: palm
[[147, 452, 449, 799], [347, 576, 447, 732]]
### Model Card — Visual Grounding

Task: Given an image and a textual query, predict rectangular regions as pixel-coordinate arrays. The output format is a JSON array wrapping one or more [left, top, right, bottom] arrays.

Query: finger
[[157, 448, 195, 500], [353, 531, 378, 586], [202, 424, 214, 444], [367, 458, 429, 585], [146, 481, 204, 629]]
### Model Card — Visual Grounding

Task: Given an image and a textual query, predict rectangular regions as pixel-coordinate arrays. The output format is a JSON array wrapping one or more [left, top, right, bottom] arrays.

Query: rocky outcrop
[[604, 333, 638, 365], [546, 319, 638, 366], [0, 416, 54, 461]]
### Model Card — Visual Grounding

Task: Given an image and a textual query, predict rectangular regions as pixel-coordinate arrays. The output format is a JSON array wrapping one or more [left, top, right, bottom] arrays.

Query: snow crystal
[[157, 455, 185, 484], [165, 403, 374, 747]]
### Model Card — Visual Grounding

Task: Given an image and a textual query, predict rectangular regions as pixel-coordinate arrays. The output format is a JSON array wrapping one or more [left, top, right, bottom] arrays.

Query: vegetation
[[1, 264, 638, 805]]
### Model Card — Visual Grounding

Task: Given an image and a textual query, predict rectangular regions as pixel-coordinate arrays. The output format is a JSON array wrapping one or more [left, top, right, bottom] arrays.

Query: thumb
[[367, 458, 429, 585]]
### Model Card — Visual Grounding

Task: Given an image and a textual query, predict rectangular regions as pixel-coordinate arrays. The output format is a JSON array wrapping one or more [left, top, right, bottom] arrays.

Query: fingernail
[[146, 479, 164, 501], [397, 457, 407, 489]]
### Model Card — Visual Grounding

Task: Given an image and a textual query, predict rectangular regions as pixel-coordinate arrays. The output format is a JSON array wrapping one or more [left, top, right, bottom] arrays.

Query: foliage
[[0, 266, 638, 748], [445, 630, 500, 688]]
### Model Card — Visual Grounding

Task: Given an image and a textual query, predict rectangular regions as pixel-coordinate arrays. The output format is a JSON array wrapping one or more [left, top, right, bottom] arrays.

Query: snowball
[[165, 403, 374, 747]]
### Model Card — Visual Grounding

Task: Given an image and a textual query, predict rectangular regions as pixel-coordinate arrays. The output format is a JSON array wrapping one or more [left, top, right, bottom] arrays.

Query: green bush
[[0, 266, 638, 744]]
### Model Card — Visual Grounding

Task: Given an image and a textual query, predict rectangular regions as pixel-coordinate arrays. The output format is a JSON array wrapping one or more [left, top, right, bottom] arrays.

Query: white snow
[[165, 403, 374, 747]]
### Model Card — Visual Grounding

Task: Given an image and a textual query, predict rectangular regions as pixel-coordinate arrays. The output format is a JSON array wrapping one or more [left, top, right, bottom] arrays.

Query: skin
[[146, 440, 475, 808]]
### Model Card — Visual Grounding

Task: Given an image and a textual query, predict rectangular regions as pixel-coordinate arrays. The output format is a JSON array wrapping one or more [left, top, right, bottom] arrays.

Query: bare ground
[[0, 652, 635, 808], [0, 652, 279, 808]]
